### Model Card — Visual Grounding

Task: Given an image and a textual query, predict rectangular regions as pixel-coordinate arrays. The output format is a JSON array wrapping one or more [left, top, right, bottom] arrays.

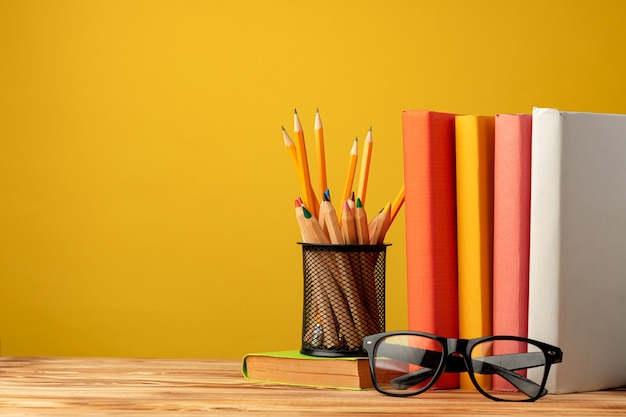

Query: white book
[[528, 108, 626, 394]]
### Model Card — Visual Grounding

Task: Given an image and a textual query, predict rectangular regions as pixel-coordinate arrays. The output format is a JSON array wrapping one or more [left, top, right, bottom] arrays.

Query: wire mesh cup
[[299, 243, 388, 357]]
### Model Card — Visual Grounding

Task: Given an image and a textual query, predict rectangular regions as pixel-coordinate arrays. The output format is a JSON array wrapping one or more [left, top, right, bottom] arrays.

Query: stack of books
[[402, 108, 626, 394]]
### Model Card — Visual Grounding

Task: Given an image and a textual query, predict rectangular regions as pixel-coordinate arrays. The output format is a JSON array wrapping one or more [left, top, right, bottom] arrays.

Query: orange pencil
[[356, 127, 373, 206], [284, 127, 318, 218], [294, 109, 318, 217], [314, 109, 328, 200], [390, 184, 405, 226], [338, 138, 358, 223]]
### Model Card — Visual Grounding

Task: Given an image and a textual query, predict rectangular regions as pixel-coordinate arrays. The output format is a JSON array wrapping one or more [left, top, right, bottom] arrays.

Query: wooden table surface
[[0, 356, 624, 416]]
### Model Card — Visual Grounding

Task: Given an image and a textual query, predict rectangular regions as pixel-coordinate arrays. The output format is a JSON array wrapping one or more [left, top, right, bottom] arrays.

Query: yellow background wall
[[1, 0, 625, 358]]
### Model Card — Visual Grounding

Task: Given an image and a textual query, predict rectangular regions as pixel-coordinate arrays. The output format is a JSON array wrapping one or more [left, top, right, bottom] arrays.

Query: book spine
[[455, 115, 495, 390], [402, 110, 459, 389], [527, 108, 563, 391], [492, 113, 532, 391]]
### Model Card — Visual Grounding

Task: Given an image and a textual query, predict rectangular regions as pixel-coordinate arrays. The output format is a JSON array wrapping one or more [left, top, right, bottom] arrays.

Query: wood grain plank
[[0, 357, 624, 416]]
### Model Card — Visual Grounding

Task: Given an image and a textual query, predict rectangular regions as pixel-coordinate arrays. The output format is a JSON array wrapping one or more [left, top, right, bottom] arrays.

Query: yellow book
[[454, 115, 495, 390]]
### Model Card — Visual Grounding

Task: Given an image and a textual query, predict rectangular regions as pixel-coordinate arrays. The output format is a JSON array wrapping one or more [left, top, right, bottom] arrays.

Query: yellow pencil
[[356, 127, 373, 207], [389, 183, 405, 226], [294, 109, 318, 218], [282, 126, 300, 175], [284, 127, 318, 220], [314, 108, 328, 200], [338, 137, 358, 223]]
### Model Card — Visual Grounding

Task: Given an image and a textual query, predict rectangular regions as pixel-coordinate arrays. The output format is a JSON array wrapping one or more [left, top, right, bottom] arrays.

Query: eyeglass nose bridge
[[441, 338, 472, 373]]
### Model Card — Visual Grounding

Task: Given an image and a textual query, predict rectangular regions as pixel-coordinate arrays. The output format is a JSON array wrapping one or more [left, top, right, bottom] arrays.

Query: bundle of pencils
[[282, 109, 404, 245], [282, 109, 405, 352]]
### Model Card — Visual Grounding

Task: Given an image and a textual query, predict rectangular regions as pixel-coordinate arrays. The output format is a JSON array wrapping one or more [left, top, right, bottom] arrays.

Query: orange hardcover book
[[492, 114, 532, 390], [402, 110, 459, 389], [454, 115, 495, 390]]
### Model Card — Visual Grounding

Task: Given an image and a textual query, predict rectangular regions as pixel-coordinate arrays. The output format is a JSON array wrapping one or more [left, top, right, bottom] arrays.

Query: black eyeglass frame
[[362, 330, 563, 402]]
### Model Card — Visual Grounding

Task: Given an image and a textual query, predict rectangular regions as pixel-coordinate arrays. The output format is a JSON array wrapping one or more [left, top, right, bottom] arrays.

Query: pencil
[[294, 109, 318, 218], [356, 127, 373, 207], [320, 194, 344, 244], [332, 250, 374, 343], [355, 198, 370, 245], [285, 127, 319, 218], [347, 191, 356, 211], [338, 137, 358, 223], [341, 201, 357, 244], [379, 202, 392, 243], [369, 203, 391, 245], [389, 184, 405, 226], [294, 198, 306, 241], [318, 188, 330, 233], [306, 252, 343, 348], [314, 109, 328, 200], [282, 126, 299, 174], [316, 250, 359, 348], [301, 206, 330, 244]]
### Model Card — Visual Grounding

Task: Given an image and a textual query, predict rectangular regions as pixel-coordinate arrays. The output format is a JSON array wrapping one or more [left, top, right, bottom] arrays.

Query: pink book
[[492, 114, 532, 390]]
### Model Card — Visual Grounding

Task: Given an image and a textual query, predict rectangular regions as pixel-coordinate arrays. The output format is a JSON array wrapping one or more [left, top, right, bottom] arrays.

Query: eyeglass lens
[[371, 334, 444, 395], [371, 334, 548, 401], [469, 338, 547, 400]]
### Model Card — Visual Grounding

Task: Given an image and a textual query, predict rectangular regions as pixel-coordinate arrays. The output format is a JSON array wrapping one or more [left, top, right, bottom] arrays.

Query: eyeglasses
[[362, 331, 563, 402]]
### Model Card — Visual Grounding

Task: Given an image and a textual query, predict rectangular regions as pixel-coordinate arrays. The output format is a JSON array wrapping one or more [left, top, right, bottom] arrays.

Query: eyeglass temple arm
[[473, 352, 549, 397], [385, 346, 547, 397]]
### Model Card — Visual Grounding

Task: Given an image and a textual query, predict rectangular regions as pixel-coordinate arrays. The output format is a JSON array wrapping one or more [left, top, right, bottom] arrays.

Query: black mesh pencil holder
[[299, 243, 389, 357]]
